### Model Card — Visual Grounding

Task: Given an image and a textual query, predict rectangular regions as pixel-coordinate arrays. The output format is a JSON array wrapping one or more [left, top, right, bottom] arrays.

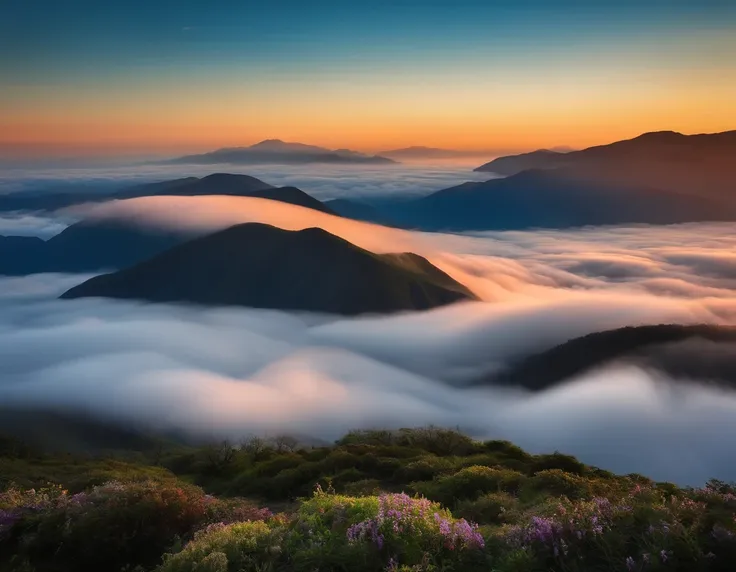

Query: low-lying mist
[[2, 206, 736, 485], [0, 162, 491, 200]]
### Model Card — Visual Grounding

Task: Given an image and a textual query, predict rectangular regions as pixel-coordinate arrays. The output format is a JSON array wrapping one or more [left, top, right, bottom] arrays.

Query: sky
[[2, 0, 736, 157]]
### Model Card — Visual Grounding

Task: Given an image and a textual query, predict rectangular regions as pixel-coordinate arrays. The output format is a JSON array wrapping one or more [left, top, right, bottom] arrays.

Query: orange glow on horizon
[[3, 35, 735, 159]]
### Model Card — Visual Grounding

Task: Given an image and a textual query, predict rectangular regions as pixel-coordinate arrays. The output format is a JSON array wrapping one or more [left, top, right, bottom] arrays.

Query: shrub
[[530, 453, 586, 476], [343, 479, 383, 497], [394, 427, 479, 456], [505, 484, 736, 572], [455, 492, 521, 525], [0, 480, 270, 572], [394, 456, 453, 483], [157, 521, 282, 572], [413, 466, 527, 506], [338, 429, 397, 447], [0, 457, 177, 493], [483, 440, 533, 463], [337, 427, 479, 457], [524, 469, 593, 500], [285, 489, 487, 570]]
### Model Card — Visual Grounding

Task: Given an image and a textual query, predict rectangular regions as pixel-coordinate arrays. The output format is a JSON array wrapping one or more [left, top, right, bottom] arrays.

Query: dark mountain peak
[[166, 143, 396, 165], [486, 324, 736, 392], [198, 172, 271, 186], [0, 179, 340, 276], [201, 172, 249, 181], [472, 130, 736, 204], [634, 130, 683, 140], [60, 223, 476, 315], [248, 139, 329, 153]]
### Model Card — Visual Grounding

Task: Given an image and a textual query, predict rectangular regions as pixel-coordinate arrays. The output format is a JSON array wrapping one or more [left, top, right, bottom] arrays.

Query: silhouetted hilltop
[[486, 324, 736, 391], [116, 174, 337, 213], [61, 223, 477, 315], [166, 140, 396, 165], [473, 149, 563, 175], [0, 173, 338, 215], [474, 130, 736, 202], [0, 178, 344, 276], [0, 220, 189, 276], [0, 173, 273, 213], [115, 173, 273, 199]]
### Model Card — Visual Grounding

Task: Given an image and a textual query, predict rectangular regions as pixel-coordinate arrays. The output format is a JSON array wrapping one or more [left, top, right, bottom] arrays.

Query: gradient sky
[[2, 0, 735, 157]]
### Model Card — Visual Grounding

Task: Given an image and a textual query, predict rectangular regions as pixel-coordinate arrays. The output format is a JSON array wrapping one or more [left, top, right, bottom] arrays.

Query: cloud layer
[[0, 162, 491, 201], [2, 207, 736, 485]]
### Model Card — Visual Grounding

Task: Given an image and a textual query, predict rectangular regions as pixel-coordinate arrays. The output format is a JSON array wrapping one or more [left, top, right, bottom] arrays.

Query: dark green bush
[[455, 492, 521, 525], [413, 465, 528, 506], [530, 452, 586, 476], [483, 440, 533, 463], [1, 480, 270, 572], [393, 455, 453, 483], [523, 469, 593, 500]]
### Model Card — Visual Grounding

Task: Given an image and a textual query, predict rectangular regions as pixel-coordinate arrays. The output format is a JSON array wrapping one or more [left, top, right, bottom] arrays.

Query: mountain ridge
[[483, 324, 736, 391], [60, 222, 477, 315], [0, 178, 337, 275], [166, 140, 396, 165], [474, 130, 736, 202]]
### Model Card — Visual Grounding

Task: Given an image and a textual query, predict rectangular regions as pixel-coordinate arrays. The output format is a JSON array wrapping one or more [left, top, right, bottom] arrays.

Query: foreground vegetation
[[2, 427, 735, 571]]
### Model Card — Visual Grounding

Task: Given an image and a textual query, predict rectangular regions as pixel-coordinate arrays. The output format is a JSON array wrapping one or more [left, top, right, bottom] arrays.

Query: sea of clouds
[[2, 188, 736, 485], [0, 162, 492, 200]]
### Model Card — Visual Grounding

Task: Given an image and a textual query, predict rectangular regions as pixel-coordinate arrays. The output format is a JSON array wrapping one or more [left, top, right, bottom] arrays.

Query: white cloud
[[2, 213, 736, 485]]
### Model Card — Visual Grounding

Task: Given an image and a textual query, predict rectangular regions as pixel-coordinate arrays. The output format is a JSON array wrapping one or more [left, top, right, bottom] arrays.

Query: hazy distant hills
[[61, 223, 477, 315], [0, 173, 341, 214], [334, 131, 736, 231], [485, 324, 736, 391], [474, 130, 736, 202], [114, 173, 273, 199], [165, 140, 396, 166], [1, 221, 187, 275], [0, 175, 339, 275], [382, 168, 735, 231]]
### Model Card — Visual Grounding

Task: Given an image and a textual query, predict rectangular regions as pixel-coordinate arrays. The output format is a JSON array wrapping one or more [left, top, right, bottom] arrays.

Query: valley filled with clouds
[[2, 186, 736, 485]]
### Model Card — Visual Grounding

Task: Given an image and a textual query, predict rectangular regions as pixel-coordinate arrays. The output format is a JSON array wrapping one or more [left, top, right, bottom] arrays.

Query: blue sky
[[2, 0, 735, 154]]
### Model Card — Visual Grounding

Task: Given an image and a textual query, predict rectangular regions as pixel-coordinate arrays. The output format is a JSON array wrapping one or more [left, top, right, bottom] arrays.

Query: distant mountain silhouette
[[474, 130, 736, 202], [61, 223, 477, 315], [0, 173, 339, 218], [0, 236, 49, 275], [379, 147, 488, 160], [474, 149, 564, 175], [165, 140, 396, 166], [378, 168, 736, 231], [0, 177, 342, 275], [483, 324, 736, 391], [1, 220, 188, 275], [115, 173, 273, 199]]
